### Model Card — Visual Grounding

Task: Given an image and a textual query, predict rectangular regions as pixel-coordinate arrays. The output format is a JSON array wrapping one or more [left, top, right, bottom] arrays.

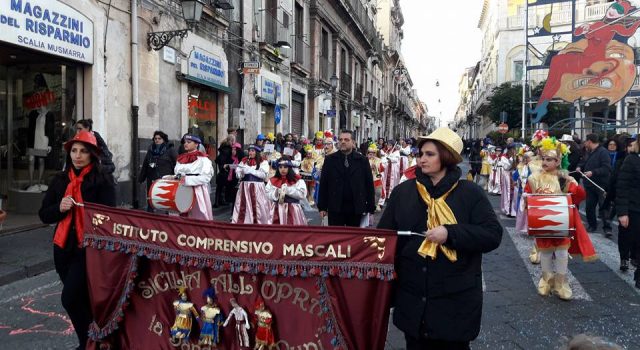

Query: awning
[[183, 75, 233, 94]]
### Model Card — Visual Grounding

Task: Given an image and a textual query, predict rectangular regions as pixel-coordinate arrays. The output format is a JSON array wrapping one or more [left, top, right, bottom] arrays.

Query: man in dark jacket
[[616, 135, 640, 283], [317, 130, 376, 226], [578, 133, 612, 234]]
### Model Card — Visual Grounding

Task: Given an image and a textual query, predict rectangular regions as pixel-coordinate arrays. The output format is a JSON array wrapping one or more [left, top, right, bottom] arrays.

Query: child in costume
[[478, 141, 492, 190], [524, 137, 597, 300], [172, 134, 214, 220], [266, 158, 308, 225], [367, 143, 385, 211], [487, 146, 502, 194], [499, 145, 515, 215], [300, 144, 317, 206], [513, 150, 534, 233], [232, 145, 271, 224]]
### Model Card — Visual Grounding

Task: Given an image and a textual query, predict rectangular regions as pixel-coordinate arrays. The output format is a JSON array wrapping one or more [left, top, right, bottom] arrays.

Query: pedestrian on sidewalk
[[139, 130, 177, 212], [317, 130, 375, 227], [39, 131, 116, 350], [377, 127, 502, 350], [525, 137, 596, 301], [616, 135, 640, 284], [578, 133, 612, 235], [266, 158, 308, 225]]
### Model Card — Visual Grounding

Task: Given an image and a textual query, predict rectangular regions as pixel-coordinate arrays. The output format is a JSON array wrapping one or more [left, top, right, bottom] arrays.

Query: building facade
[[0, 0, 425, 223]]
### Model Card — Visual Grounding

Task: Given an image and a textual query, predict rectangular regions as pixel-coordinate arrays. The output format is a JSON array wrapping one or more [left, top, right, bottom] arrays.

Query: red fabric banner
[[82, 204, 396, 350]]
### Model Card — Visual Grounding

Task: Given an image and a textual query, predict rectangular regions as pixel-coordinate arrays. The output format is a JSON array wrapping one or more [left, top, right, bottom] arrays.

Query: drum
[[527, 194, 575, 238], [148, 179, 195, 213]]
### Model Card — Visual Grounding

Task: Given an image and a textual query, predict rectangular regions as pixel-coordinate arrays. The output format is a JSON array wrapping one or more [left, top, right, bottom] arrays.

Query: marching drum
[[527, 194, 576, 238], [148, 179, 195, 213]]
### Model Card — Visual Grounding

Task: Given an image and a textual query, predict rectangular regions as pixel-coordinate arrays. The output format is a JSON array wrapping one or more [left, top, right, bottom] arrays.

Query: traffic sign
[[498, 123, 509, 134], [275, 104, 282, 125], [242, 61, 261, 74]]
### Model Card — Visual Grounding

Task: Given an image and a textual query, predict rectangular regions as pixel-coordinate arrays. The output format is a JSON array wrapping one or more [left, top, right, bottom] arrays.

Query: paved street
[[2, 166, 640, 349]]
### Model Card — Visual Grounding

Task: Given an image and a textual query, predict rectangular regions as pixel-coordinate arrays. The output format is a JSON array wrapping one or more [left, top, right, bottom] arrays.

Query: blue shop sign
[[187, 48, 227, 88], [261, 78, 282, 104], [0, 0, 95, 64]]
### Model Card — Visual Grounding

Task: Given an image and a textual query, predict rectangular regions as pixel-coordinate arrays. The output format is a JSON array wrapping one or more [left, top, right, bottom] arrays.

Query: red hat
[[64, 131, 99, 153]]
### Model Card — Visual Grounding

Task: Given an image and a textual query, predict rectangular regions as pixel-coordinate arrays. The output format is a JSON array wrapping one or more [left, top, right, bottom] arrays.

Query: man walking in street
[[318, 130, 376, 226], [578, 133, 612, 236]]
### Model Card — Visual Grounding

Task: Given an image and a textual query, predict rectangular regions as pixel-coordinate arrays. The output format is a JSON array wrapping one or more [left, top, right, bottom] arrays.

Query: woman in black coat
[[139, 131, 177, 211], [75, 119, 116, 175], [39, 131, 116, 349], [616, 136, 640, 284], [378, 128, 502, 350]]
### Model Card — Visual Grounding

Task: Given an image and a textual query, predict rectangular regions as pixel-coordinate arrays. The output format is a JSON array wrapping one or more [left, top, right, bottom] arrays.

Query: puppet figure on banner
[[529, 0, 640, 123]]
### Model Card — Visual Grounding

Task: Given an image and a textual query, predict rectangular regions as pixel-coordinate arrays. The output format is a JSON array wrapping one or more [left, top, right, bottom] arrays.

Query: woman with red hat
[[266, 158, 308, 225], [171, 134, 214, 220], [232, 144, 271, 224], [39, 131, 116, 349]]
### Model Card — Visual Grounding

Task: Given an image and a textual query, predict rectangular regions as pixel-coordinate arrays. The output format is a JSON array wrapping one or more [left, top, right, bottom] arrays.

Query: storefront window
[[188, 85, 218, 158], [261, 104, 275, 136], [1, 61, 77, 208]]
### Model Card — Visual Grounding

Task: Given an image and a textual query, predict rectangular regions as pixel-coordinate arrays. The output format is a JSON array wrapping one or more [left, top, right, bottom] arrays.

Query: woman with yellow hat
[[524, 137, 596, 300], [378, 127, 502, 349]]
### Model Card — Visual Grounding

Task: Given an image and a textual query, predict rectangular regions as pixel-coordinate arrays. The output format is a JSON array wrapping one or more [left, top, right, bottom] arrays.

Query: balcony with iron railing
[[585, 2, 609, 21], [293, 35, 311, 70], [355, 83, 363, 101], [317, 0, 382, 55], [341, 72, 352, 95], [320, 56, 330, 81]]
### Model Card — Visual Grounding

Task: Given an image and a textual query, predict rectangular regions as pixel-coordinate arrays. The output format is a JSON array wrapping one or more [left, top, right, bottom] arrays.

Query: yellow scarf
[[416, 181, 458, 262]]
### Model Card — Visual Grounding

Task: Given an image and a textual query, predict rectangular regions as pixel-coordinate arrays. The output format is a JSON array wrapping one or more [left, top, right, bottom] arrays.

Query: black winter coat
[[377, 167, 502, 342], [139, 143, 177, 184], [39, 167, 116, 245], [317, 150, 376, 215], [93, 131, 116, 175], [579, 145, 611, 188], [616, 153, 640, 216]]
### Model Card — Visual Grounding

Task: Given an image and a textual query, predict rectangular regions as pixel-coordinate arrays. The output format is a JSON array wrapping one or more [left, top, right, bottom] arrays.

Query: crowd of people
[[467, 130, 640, 298], [41, 120, 640, 349]]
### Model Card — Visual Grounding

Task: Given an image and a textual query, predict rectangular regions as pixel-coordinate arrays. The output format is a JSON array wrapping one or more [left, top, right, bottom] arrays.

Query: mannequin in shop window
[[26, 73, 55, 192]]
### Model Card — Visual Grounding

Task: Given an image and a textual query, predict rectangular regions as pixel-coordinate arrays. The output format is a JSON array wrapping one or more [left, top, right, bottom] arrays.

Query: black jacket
[[317, 150, 376, 215], [92, 131, 116, 175], [139, 143, 177, 184], [616, 153, 640, 216], [39, 167, 116, 244], [377, 167, 502, 342], [579, 145, 611, 188]]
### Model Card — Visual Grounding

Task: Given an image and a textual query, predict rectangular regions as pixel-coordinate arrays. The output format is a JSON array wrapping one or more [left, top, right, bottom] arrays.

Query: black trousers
[[328, 212, 361, 227], [585, 185, 610, 230], [54, 245, 92, 349], [619, 214, 637, 261], [405, 334, 470, 350]]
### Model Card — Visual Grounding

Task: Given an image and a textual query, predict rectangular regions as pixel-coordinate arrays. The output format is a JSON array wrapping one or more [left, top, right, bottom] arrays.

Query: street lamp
[[147, 0, 206, 51], [311, 74, 339, 97]]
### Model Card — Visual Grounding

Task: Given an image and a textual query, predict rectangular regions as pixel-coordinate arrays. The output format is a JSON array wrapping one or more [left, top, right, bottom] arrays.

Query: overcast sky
[[401, 1, 484, 124]]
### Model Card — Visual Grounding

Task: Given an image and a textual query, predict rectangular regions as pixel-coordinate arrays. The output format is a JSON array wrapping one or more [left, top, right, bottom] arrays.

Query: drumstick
[[397, 231, 427, 237], [569, 170, 607, 195]]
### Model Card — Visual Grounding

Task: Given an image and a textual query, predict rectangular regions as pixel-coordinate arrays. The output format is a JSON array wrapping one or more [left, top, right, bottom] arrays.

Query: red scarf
[[269, 174, 301, 187], [242, 157, 258, 167], [177, 150, 208, 164], [53, 164, 94, 249]]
